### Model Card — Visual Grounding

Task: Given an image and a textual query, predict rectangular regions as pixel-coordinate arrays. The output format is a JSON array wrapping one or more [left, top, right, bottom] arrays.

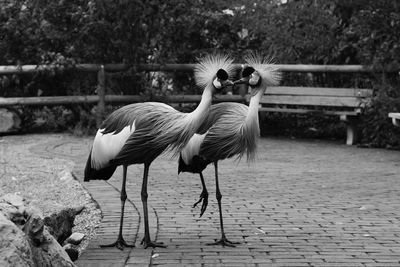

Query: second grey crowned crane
[[178, 53, 281, 247]]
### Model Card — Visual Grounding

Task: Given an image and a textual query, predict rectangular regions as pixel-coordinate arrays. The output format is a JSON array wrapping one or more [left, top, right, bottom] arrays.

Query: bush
[[1, 0, 400, 147], [342, 1, 400, 147]]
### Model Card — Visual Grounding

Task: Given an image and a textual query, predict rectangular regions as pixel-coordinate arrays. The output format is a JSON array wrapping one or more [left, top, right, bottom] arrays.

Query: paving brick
[[6, 134, 400, 266]]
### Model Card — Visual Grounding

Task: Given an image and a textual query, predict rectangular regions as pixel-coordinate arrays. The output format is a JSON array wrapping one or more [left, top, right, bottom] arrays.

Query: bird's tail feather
[[84, 151, 117, 181]]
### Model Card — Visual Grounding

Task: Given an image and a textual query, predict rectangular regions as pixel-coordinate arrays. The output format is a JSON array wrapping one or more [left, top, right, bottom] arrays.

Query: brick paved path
[[23, 134, 400, 266]]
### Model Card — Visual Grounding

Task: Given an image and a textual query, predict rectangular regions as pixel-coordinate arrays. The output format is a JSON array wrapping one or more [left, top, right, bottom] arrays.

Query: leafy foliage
[[0, 0, 400, 146], [336, 0, 400, 146]]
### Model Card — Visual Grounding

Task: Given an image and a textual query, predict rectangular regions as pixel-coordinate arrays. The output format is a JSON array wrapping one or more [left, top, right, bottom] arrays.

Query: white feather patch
[[91, 122, 135, 169], [180, 133, 206, 164], [244, 52, 282, 86]]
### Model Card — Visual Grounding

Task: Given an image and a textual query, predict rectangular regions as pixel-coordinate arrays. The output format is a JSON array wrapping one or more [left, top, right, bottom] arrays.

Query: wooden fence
[[0, 63, 395, 125], [0, 63, 381, 75]]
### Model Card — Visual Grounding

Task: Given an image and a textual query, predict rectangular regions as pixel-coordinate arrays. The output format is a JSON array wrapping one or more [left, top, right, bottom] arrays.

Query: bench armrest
[[388, 113, 400, 127]]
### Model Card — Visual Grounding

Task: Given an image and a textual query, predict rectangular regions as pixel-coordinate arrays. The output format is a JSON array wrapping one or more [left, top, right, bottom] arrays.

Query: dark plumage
[[178, 155, 210, 174], [84, 150, 116, 181]]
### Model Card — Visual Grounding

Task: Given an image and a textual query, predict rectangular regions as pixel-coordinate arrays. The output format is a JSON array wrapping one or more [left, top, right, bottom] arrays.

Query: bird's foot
[[141, 238, 167, 249], [193, 190, 208, 217], [100, 236, 135, 250], [206, 236, 240, 247]]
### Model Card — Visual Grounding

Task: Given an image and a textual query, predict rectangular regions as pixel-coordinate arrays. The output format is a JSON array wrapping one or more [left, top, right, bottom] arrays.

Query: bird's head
[[212, 68, 234, 92], [233, 52, 281, 96], [194, 54, 235, 94]]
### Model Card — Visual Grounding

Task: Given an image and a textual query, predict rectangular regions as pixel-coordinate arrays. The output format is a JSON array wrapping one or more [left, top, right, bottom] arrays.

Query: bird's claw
[[141, 238, 167, 249], [100, 236, 135, 250], [193, 190, 208, 217], [206, 236, 240, 247]]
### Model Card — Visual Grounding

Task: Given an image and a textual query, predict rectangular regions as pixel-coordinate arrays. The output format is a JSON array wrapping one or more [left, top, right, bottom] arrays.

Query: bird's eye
[[249, 72, 261, 86]]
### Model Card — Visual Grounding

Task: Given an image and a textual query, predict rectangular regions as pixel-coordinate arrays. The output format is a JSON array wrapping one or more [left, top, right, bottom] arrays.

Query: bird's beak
[[232, 77, 250, 90], [233, 77, 250, 85], [220, 79, 234, 89], [214, 79, 234, 91]]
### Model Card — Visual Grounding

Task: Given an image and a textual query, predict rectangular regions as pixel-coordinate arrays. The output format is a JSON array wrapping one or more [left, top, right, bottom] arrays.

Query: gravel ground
[[0, 134, 101, 255]]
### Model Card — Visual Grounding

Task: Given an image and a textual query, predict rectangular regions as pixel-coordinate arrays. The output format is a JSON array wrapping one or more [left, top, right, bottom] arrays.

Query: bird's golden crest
[[244, 52, 282, 86], [194, 53, 235, 88]]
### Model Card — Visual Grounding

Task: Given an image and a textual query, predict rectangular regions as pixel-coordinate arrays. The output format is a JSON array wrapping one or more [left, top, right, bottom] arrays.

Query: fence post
[[97, 65, 106, 127]]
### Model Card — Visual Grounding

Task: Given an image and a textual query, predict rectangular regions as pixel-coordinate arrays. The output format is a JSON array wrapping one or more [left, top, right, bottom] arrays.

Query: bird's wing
[[199, 103, 251, 162], [196, 102, 240, 134], [90, 103, 144, 169], [113, 103, 194, 165], [180, 103, 244, 164], [91, 102, 176, 168], [180, 133, 207, 164]]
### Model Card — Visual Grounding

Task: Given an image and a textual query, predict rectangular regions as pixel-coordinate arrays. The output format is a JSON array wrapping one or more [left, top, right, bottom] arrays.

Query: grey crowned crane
[[84, 54, 235, 250], [178, 53, 281, 247]]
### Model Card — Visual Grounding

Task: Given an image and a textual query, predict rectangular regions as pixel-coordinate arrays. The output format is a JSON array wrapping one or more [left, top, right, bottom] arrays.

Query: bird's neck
[[188, 85, 213, 126], [245, 88, 263, 125]]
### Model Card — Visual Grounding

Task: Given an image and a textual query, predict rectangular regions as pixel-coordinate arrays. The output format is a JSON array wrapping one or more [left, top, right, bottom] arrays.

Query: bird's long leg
[[207, 162, 240, 247], [193, 172, 209, 217], [140, 162, 166, 249], [100, 165, 134, 250]]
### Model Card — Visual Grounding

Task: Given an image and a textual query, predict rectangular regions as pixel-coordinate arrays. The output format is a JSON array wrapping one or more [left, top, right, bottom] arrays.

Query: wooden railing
[[0, 63, 396, 125], [0, 63, 382, 75]]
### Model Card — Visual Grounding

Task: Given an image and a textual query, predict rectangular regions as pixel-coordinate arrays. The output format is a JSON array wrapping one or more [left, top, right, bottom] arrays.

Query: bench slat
[[266, 86, 373, 97], [259, 107, 360, 116], [260, 95, 366, 108], [388, 113, 400, 120]]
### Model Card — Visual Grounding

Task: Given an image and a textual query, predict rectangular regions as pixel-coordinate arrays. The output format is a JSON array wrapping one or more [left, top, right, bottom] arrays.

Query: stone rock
[[2, 194, 24, 207], [0, 108, 21, 133], [0, 194, 27, 226], [23, 206, 45, 246], [29, 228, 75, 267], [58, 170, 74, 183], [66, 232, 85, 245], [44, 206, 85, 245], [63, 244, 79, 262], [0, 213, 34, 267], [0, 194, 76, 267]]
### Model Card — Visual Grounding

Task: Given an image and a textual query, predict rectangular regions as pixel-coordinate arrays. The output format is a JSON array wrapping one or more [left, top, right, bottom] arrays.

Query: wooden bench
[[388, 113, 400, 127], [258, 86, 374, 145]]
